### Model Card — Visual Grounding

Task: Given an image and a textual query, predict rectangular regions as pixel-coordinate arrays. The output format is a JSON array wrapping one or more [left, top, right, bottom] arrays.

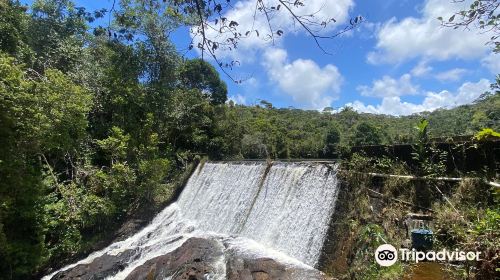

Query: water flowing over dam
[[44, 161, 340, 280]]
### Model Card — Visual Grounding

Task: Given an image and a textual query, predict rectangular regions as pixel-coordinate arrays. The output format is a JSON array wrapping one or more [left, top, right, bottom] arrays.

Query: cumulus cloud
[[410, 61, 466, 82], [349, 79, 490, 115], [367, 0, 490, 64], [228, 94, 247, 105], [411, 60, 433, 77], [192, 0, 355, 61], [244, 77, 259, 87], [435, 68, 467, 82], [263, 48, 343, 109], [481, 52, 500, 74], [356, 74, 419, 98]]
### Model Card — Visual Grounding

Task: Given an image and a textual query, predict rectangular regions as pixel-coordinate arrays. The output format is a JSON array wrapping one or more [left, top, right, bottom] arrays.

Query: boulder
[[51, 237, 332, 280], [124, 237, 224, 280], [51, 249, 139, 280]]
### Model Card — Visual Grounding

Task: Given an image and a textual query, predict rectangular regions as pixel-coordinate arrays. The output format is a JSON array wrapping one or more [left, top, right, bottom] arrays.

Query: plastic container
[[411, 228, 433, 251]]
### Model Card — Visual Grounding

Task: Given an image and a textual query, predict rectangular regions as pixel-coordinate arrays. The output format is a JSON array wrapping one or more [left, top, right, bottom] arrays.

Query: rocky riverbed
[[50, 236, 331, 280]]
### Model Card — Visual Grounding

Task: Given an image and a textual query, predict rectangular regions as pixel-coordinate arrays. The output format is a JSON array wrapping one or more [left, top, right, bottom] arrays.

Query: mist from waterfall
[[43, 161, 340, 279]]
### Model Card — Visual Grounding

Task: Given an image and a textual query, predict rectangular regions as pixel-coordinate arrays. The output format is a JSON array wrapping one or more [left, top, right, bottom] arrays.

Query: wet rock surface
[[125, 237, 224, 280], [51, 248, 139, 280], [51, 237, 331, 280], [225, 256, 331, 280]]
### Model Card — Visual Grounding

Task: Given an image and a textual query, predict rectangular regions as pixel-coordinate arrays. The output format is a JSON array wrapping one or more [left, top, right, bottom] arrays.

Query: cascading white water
[[43, 161, 340, 279], [179, 162, 339, 265]]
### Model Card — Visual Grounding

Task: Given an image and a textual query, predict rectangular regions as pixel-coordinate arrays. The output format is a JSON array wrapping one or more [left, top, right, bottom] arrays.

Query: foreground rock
[[124, 237, 224, 279], [51, 249, 140, 279], [51, 237, 331, 280]]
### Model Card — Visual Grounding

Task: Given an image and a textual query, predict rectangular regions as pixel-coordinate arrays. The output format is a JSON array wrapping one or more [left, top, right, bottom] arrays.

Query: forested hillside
[[215, 93, 499, 159], [0, 0, 498, 279]]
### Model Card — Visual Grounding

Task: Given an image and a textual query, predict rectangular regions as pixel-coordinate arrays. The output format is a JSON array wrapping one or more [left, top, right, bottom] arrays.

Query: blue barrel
[[411, 228, 433, 251]]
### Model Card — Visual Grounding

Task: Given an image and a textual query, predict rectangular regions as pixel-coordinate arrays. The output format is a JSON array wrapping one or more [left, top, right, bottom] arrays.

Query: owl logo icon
[[375, 244, 398, 266]]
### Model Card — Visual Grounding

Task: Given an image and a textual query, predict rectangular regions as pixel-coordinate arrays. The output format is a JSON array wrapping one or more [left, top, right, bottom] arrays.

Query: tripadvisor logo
[[375, 244, 398, 267], [374, 244, 482, 266]]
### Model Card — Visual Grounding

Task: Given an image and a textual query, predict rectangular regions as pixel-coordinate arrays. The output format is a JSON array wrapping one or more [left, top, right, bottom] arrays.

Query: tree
[[259, 99, 273, 109], [29, 0, 88, 73], [0, 52, 92, 279], [109, 0, 362, 82], [337, 106, 359, 127], [117, 0, 181, 88], [491, 74, 500, 92], [165, 88, 215, 151], [241, 133, 268, 159], [178, 59, 228, 105], [0, 54, 45, 279], [0, 0, 32, 61], [324, 125, 341, 157], [352, 122, 382, 146], [322, 107, 334, 113], [439, 0, 500, 52]]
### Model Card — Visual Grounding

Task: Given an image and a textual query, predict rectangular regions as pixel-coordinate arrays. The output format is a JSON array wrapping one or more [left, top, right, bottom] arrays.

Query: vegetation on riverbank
[[323, 126, 499, 279]]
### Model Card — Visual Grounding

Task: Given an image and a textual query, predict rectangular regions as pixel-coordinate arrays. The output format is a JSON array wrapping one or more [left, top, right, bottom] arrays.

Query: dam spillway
[[179, 162, 339, 265], [44, 161, 340, 279]]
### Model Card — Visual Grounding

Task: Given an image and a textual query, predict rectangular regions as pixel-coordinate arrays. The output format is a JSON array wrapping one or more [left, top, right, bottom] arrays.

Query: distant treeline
[[216, 93, 499, 159]]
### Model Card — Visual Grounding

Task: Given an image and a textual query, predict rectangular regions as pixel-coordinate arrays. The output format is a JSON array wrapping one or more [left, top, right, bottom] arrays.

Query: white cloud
[[349, 79, 490, 115], [410, 62, 467, 82], [368, 0, 491, 64], [244, 77, 259, 87], [435, 68, 467, 82], [481, 52, 500, 74], [228, 94, 247, 105], [192, 0, 355, 61], [411, 60, 433, 77], [356, 74, 419, 97], [263, 48, 343, 109]]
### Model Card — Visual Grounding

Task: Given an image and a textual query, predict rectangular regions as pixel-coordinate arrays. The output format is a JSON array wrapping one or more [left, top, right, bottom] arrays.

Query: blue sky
[[25, 0, 499, 115]]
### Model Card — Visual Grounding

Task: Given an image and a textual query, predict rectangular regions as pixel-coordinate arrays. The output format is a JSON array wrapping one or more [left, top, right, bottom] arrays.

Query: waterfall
[[44, 161, 340, 279], [179, 162, 339, 264]]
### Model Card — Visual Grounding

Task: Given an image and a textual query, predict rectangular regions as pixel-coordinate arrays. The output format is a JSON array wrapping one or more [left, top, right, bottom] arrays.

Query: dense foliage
[[0, 0, 226, 278], [0, 0, 498, 279], [213, 94, 500, 159], [329, 151, 499, 279]]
